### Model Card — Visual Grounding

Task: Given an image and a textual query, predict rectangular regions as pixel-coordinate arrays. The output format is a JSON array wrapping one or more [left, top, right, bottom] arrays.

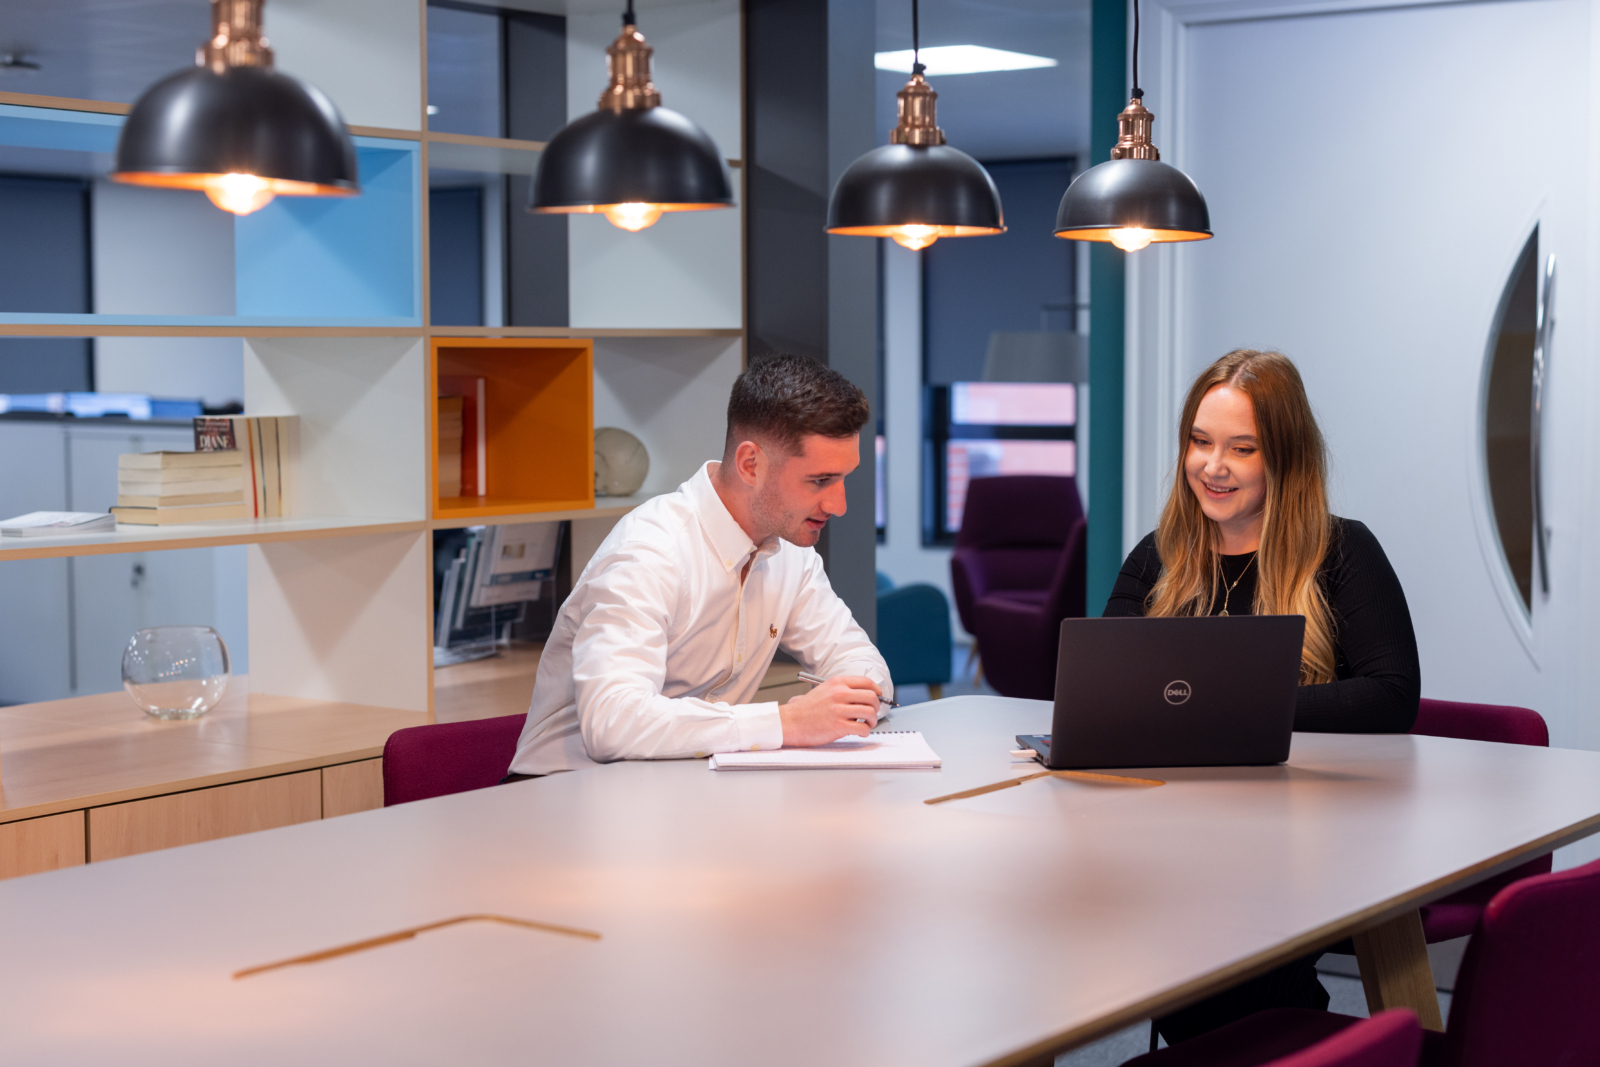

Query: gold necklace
[[1217, 553, 1257, 617]]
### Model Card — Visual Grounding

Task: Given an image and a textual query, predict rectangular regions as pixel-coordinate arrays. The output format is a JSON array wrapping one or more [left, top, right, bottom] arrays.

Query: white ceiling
[[875, 0, 1093, 162], [0, 0, 205, 105]]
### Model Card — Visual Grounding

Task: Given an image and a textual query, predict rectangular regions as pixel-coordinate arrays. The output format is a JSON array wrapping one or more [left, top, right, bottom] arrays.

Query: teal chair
[[876, 572, 952, 701]]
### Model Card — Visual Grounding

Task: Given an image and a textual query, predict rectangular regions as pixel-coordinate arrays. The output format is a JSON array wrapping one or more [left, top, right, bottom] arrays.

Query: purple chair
[[950, 475, 1086, 700], [950, 474, 1083, 631], [382, 714, 527, 806], [1271, 1012, 1420, 1067], [1121, 857, 1600, 1067], [1412, 699, 1551, 942]]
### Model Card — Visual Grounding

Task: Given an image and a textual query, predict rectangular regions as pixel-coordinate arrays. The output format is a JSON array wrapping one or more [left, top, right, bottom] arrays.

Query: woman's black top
[[1103, 517, 1421, 733]]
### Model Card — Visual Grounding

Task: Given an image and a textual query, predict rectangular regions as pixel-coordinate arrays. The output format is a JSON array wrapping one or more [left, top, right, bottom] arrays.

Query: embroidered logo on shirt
[[769, 624, 777, 638]]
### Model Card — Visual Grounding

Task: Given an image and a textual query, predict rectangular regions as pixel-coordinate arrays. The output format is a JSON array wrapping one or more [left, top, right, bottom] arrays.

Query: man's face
[[750, 434, 860, 547]]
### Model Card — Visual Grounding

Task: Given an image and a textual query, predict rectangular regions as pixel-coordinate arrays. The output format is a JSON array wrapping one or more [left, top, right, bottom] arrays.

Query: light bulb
[[890, 225, 939, 251], [603, 202, 664, 231], [1109, 227, 1155, 252], [203, 173, 276, 216]]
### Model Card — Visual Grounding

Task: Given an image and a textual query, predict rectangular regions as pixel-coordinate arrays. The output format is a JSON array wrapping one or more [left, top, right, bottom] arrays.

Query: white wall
[[268, 0, 423, 131], [91, 181, 244, 406], [564, 0, 743, 329], [94, 337, 245, 409], [591, 336, 741, 495], [1129, 0, 1600, 862], [244, 337, 428, 520], [876, 242, 966, 639]]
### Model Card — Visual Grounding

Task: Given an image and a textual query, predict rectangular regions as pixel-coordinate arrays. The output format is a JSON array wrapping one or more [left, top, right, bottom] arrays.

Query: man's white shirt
[[508, 461, 892, 774]]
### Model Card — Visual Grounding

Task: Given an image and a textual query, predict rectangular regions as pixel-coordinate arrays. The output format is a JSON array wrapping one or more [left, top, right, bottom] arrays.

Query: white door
[[1129, 0, 1598, 750]]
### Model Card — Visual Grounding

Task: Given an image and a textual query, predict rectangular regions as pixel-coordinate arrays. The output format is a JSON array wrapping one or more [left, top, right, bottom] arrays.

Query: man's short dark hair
[[725, 353, 870, 456]]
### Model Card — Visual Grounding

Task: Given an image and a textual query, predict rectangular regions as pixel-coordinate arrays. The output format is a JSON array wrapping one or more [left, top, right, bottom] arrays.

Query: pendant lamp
[[826, 0, 1004, 251], [530, 1, 732, 232], [1053, 0, 1210, 252], [112, 0, 359, 217]]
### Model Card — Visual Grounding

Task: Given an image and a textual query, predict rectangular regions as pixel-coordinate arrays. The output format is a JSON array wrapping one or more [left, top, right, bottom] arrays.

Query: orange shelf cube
[[431, 338, 594, 519]]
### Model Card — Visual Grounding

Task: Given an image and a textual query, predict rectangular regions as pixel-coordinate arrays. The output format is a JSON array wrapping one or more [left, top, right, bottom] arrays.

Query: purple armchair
[[383, 714, 527, 806], [950, 475, 1086, 700], [1123, 857, 1600, 1067]]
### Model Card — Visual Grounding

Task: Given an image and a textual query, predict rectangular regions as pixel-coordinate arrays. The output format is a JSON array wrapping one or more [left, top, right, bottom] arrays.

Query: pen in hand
[[796, 671, 898, 709]]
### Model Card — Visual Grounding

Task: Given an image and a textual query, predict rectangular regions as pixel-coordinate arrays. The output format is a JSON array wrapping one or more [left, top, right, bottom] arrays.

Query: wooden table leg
[[1351, 909, 1445, 1031]]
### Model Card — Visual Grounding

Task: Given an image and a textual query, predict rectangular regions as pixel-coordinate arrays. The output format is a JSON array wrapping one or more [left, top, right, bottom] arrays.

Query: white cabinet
[[0, 420, 247, 702], [0, 421, 72, 705]]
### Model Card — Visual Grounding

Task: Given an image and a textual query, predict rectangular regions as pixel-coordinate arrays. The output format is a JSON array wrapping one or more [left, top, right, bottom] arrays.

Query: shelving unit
[[0, 0, 747, 874], [432, 338, 594, 519]]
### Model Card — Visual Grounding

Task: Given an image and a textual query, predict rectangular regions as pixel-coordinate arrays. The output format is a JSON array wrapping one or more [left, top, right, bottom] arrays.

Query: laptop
[[1016, 615, 1305, 769]]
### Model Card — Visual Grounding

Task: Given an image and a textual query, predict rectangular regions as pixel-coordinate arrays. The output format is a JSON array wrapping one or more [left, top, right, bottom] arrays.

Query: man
[[505, 353, 892, 777]]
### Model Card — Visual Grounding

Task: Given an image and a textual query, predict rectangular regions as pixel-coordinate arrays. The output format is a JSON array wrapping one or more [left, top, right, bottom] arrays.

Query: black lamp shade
[[826, 143, 1004, 237], [1053, 158, 1211, 243], [114, 65, 358, 195], [530, 106, 733, 213]]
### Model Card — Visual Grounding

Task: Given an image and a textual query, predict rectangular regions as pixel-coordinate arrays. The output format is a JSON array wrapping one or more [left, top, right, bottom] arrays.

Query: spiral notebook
[[709, 731, 941, 771]]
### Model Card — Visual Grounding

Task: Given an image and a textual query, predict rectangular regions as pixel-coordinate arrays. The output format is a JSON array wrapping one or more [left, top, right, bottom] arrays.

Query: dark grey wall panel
[[923, 159, 1077, 385], [429, 185, 485, 326], [0, 175, 93, 392], [504, 10, 569, 328], [746, 0, 879, 638]]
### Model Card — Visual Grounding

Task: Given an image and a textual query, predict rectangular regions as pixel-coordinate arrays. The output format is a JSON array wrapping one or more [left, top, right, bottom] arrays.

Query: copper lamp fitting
[[199, 0, 273, 72], [889, 73, 946, 147], [1109, 96, 1160, 161], [598, 23, 662, 112]]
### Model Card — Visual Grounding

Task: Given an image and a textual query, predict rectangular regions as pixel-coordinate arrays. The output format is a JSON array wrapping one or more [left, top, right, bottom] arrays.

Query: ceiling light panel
[[873, 45, 1057, 76]]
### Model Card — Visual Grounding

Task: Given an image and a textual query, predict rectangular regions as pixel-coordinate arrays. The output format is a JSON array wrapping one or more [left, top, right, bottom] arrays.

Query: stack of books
[[193, 415, 300, 518], [438, 376, 485, 497], [112, 452, 249, 525], [438, 396, 463, 498]]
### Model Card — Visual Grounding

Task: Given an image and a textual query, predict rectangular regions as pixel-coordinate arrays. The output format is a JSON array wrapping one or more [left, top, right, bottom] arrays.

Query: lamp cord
[[1131, 0, 1143, 99], [623, 0, 635, 27], [912, 0, 925, 75]]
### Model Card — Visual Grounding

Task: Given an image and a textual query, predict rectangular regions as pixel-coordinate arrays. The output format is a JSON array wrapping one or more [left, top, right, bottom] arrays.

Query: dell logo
[[1164, 680, 1192, 705]]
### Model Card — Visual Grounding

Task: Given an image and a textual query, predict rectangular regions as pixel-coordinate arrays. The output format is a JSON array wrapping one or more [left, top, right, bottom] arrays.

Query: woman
[[1107, 349, 1422, 1043]]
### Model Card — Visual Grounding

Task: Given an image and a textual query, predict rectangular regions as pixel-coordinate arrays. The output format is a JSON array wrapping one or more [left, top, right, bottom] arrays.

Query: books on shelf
[[438, 376, 485, 497], [438, 396, 463, 498], [110, 503, 255, 525], [193, 415, 300, 518], [0, 511, 117, 537], [112, 450, 249, 526]]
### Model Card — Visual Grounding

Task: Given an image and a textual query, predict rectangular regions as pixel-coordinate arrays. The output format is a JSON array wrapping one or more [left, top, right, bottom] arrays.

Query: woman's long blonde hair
[[1147, 350, 1336, 684]]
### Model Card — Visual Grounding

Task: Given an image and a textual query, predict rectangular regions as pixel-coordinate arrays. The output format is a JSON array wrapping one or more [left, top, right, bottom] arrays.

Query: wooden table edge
[[981, 810, 1600, 1065], [0, 747, 387, 827]]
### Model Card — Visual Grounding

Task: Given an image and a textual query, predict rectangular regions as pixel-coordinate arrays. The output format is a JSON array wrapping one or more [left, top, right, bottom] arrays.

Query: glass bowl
[[121, 626, 231, 721]]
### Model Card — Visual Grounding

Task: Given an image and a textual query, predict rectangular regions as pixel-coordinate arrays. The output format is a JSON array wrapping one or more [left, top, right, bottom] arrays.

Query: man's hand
[[778, 675, 884, 747]]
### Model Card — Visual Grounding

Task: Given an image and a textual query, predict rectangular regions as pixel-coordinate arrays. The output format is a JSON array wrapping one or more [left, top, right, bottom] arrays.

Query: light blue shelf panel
[[236, 138, 421, 323], [0, 107, 422, 328]]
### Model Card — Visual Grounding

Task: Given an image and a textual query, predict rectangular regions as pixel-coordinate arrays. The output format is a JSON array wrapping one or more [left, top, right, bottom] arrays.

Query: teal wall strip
[[1087, 0, 1129, 615]]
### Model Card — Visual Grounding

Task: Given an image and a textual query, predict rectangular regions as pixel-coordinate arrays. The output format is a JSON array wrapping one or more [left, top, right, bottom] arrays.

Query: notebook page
[[709, 731, 941, 770]]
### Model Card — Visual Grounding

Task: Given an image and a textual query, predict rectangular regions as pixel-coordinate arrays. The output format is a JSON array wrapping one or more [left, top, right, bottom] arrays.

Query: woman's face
[[1185, 384, 1268, 548]]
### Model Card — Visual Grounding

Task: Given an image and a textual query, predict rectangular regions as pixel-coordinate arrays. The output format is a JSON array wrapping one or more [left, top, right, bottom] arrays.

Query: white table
[[2, 695, 1598, 1066]]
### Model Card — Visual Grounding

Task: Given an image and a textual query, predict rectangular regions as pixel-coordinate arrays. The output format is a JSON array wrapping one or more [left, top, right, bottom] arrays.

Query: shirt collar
[[686, 462, 776, 573]]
